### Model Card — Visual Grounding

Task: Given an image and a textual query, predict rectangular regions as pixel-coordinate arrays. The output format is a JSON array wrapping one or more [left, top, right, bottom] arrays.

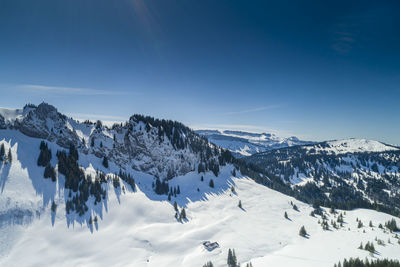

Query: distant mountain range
[[245, 138, 400, 213], [195, 129, 314, 157]]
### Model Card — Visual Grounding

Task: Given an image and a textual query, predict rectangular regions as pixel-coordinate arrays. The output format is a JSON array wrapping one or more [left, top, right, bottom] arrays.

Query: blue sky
[[0, 0, 399, 144]]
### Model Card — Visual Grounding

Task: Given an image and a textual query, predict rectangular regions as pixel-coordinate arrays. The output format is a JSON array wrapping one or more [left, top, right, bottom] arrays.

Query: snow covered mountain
[[246, 138, 400, 216], [196, 129, 313, 157], [305, 138, 399, 154], [1, 103, 400, 266], [0, 103, 232, 179], [1, 131, 400, 266]]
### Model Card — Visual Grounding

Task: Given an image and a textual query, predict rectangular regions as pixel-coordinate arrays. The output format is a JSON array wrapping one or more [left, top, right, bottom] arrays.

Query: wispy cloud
[[331, 13, 365, 55], [332, 28, 356, 54], [18, 84, 126, 96], [223, 105, 280, 115]]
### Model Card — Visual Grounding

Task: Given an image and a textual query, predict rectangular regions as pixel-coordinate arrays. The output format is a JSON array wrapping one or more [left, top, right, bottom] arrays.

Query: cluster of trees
[[153, 177, 169, 195], [321, 219, 330, 231], [111, 174, 120, 188], [198, 161, 221, 177], [153, 177, 181, 199], [359, 241, 375, 253], [227, 248, 237, 267], [55, 143, 138, 217], [118, 169, 136, 191], [173, 202, 187, 221], [65, 171, 107, 216], [37, 141, 51, 166], [0, 143, 12, 164], [385, 219, 399, 232], [44, 164, 56, 181], [357, 218, 364, 228], [88, 215, 98, 225], [202, 261, 213, 267], [57, 145, 82, 192], [56, 145, 109, 216], [226, 248, 253, 267], [334, 258, 400, 267], [37, 141, 56, 181]]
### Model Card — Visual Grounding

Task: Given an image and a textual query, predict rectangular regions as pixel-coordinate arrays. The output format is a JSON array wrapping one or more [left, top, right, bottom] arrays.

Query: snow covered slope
[[196, 129, 313, 157], [308, 138, 399, 154], [0, 130, 399, 267]]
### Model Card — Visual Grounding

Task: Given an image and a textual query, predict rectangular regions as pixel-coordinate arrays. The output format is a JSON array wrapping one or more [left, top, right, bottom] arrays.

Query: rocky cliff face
[[14, 103, 80, 148], [1, 103, 231, 179]]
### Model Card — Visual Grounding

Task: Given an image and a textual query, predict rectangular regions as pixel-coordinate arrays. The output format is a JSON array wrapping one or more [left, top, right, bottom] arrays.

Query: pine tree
[[330, 207, 336, 214], [173, 201, 178, 212], [37, 141, 51, 166], [180, 208, 186, 221], [198, 163, 205, 173], [238, 200, 242, 209], [51, 201, 57, 212], [203, 261, 214, 267], [209, 179, 214, 188], [91, 137, 95, 147], [44, 164, 57, 181], [284, 211, 288, 219], [0, 143, 5, 161], [385, 219, 399, 232], [299, 225, 307, 237], [7, 148, 11, 163], [227, 249, 233, 266], [102, 156, 109, 168]]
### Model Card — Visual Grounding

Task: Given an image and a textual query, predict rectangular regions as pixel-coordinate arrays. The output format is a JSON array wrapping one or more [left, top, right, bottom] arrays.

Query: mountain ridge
[[0, 103, 233, 179], [196, 129, 314, 157]]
